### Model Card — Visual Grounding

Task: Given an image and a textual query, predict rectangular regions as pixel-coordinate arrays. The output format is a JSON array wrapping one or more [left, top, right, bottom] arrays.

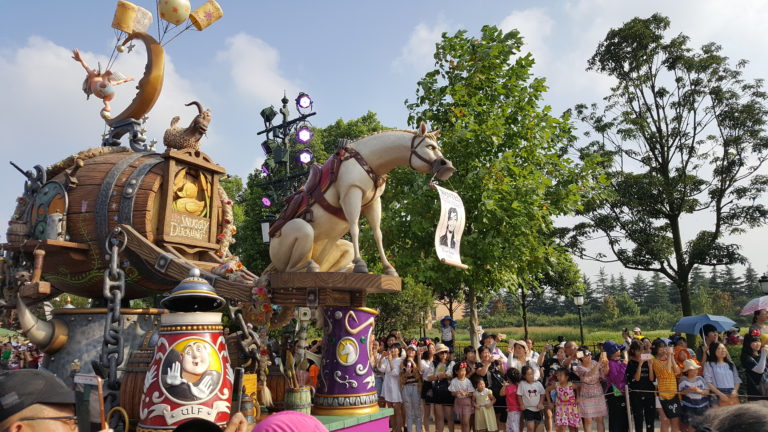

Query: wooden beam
[[267, 272, 401, 294]]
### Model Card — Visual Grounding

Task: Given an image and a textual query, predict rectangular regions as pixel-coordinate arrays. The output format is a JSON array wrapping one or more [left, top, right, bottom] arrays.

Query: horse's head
[[409, 122, 455, 181]]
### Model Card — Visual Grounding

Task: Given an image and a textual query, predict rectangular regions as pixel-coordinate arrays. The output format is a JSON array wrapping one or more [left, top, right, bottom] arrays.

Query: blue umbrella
[[671, 314, 736, 335]]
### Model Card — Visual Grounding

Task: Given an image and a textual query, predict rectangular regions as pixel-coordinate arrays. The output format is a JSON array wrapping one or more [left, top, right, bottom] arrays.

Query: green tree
[[629, 273, 647, 304], [570, 14, 768, 319], [742, 265, 760, 297], [394, 25, 601, 346], [368, 277, 435, 337]]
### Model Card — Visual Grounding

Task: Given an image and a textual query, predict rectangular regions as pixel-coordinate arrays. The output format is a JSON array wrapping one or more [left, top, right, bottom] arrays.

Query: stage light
[[261, 140, 275, 156], [298, 149, 313, 164], [260, 106, 277, 124], [295, 92, 312, 111], [296, 125, 313, 143], [261, 164, 270, 175], [261, 196, 272, 207]]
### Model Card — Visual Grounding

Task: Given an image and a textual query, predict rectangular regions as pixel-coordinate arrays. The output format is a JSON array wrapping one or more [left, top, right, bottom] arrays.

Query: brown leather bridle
[[409, 134, 435, 171]]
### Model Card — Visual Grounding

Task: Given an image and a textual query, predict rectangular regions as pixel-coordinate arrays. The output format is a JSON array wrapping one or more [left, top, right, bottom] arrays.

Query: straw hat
[[435, 343, 449, 354], [682, 359, 701, 372]]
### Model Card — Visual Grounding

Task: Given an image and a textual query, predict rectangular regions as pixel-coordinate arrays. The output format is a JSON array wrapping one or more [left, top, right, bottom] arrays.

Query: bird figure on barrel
[[268, 121, 455, 277], [163, 101, 211, 151]]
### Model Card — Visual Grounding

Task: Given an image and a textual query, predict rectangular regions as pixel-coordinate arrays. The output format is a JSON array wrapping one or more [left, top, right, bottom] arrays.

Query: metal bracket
[[102, 118, 154, 152], [154, 252, 174, 273]]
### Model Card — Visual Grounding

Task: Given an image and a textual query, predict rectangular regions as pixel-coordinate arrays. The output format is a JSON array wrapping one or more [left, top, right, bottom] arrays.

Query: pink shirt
[[505, 384, 521, 412]]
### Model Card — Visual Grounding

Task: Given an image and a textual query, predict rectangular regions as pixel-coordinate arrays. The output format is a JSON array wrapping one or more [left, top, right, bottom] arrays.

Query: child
[[474, 375, 498, 432], [502, 368, 522, 432], [546, 368, 580, 432], [678, 359, 709, 432], [516, 365, 545, 432], [651, 339, 682, 432], [449, 362, 475, 432]]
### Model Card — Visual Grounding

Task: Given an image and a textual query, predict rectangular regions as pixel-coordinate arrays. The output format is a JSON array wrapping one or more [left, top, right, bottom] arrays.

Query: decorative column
[[138, 269, 233, 431], [312, 307, 378, 416]]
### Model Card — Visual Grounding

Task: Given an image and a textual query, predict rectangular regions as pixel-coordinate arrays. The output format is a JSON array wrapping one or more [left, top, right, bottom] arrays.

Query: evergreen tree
[[616, 274, 629, 298], [709, 267, 721, 293], [595, 268, 609, 298], [629, 273, 647, 304], [742, 265, 760, 298], [645, 273, 671, 311], [690, 266, 709, 292], [719, 266, 743, 296]]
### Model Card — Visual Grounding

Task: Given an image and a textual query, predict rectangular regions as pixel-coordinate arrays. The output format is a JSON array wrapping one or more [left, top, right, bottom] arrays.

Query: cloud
[[499, 8, 554, 66], [393, 19, 454, 72], [215, 33, 300, 107], [0, 36, 200, 241]]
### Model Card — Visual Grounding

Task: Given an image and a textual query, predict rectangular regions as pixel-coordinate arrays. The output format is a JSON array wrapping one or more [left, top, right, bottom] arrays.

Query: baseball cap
[[0, 369, 75, 422], [633, 327, 641, 332], [603, 340, 625, 357]]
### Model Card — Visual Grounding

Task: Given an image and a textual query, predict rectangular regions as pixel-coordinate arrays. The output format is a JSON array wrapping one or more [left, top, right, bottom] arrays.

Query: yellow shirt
[[652, 358, 679, 400]]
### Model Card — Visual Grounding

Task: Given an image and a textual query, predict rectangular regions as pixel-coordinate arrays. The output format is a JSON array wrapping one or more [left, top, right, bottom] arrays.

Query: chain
[[227, 301, 261, 367], [94, 227, 127, 391]]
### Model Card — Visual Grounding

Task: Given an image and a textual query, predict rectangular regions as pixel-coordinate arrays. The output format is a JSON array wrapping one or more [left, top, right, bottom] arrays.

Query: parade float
[[2, 1, 457, 431]]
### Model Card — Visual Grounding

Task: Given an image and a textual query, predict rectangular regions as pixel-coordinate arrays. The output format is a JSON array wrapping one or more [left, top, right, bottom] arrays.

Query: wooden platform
[[315, 408, 393, 431], [267, 272, 401, 307]]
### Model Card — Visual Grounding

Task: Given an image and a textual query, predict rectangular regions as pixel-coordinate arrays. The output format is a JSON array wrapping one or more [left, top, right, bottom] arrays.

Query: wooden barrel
[[51, 151, 167, 298], [284, 387, 312, 414], [266, 372, 287, 409], [119, 344, 154, 423]]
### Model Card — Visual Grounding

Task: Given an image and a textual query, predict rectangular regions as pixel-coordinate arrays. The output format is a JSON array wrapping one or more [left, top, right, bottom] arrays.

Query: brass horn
[[16, 294, 69, 354]]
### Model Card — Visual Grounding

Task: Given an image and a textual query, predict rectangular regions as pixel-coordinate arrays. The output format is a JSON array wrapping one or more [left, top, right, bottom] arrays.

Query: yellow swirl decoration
[[344, 311, 375, 335]]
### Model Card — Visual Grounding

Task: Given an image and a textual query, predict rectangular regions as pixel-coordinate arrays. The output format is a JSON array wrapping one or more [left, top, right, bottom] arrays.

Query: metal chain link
[[94, 227, 127, 391], [227, 301, 261, 364]]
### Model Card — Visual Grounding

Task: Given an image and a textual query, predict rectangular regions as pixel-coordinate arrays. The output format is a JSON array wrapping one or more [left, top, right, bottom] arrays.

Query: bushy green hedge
[[456, 311, 680, 332]]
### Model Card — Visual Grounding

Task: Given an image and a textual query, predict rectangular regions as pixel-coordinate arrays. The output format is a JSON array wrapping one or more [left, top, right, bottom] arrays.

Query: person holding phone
[[651, 339, 682, 432], [626, 340, 655, 432], [603, 340, 629, 432], [575, 348, 608, 432]]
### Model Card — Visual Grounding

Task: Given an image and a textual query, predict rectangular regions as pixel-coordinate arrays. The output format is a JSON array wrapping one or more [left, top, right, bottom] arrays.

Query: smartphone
[[576, 351, 584, 359], [641, 353, 652, 361]]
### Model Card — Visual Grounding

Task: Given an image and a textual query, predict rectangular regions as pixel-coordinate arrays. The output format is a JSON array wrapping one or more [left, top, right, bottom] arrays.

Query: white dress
[[382, 357, 404, 403]]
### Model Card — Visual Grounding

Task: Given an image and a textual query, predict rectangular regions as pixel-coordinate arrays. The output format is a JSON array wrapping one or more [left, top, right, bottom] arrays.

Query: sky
[[2, 0, 768, 287]]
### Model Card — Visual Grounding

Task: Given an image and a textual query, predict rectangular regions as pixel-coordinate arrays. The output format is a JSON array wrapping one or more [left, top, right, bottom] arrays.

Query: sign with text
[[169, 212, 210, 241], [433, 185, 468, 269]]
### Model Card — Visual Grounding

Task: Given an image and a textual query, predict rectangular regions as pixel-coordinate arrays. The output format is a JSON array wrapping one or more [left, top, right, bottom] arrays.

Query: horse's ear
[[418, 121, 428, 136], [431, 129, 441, 138]]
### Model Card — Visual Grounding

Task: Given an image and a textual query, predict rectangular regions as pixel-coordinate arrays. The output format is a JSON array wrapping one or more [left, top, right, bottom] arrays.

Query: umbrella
[[740, 296, 768, 316], [672, 314, 736, 335]]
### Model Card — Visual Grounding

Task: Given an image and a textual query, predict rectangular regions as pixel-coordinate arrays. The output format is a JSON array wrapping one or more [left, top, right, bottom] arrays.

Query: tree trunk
[[467, 283, 480, 349], [520, 286, 529, 340], [678, 280, 697, 346]]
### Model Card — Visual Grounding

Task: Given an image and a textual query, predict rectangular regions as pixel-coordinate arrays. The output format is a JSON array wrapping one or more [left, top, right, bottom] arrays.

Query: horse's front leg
[[340, 186, 368, 273], [362, 196, 398, 277]]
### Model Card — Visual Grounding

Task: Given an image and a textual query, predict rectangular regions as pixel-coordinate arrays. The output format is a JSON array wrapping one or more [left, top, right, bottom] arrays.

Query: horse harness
[[268, 145, 387, 238]]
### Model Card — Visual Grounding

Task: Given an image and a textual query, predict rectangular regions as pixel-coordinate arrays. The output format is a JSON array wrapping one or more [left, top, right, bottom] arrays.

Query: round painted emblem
[[336, 337, 359, 366]]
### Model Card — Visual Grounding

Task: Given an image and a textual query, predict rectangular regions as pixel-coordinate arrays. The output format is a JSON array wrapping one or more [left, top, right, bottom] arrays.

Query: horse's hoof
[[307, 261, 320, 272], [353, 261, 369, 273], [384, 268, 399, 277]]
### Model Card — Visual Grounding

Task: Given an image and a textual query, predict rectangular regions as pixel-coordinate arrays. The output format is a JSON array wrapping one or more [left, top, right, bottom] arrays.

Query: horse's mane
[[351, 129, 440, 144]]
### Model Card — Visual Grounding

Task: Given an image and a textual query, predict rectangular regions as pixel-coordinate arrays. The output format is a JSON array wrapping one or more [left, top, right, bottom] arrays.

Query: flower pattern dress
[[555, 383, 581, 428], [575, 363, 608, 418]]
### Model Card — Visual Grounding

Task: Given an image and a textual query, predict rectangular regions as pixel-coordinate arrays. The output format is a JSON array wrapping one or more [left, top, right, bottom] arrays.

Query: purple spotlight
[[261, 196, 272, 207], [296, 92, 312, 110], [298, 149, 313, 164], [261, 164, 270, 175], [296, 126, 313, 143]]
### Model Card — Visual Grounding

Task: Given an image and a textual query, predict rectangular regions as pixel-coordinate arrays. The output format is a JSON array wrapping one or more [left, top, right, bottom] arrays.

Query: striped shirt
[[652, 358, 679, 400]]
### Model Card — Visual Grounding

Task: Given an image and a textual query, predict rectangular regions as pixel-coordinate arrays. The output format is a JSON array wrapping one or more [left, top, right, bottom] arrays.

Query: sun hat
[[633, 327, 641, 333], [435, 343, 449, 354], [603, 340, 625, 357], [406, 344, 418, 351], [682, 359, 701, 372], [512, 340, 527, 350]]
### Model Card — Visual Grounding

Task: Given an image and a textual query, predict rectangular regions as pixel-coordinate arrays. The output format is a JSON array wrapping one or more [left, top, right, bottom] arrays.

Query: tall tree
[[569, 14, 768, 318], [742, 265, 760, 297], [629, 273, 647, 304], [390, 25, 601, 347]]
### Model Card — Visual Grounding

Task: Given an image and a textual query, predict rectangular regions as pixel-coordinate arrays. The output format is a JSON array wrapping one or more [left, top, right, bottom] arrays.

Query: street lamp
[[574, 293, 585, 346], [759, 274, 768, 295]]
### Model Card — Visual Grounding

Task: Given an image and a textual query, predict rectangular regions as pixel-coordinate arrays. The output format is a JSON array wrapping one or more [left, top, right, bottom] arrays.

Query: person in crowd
[[517, 365, 545, 432], [507, 340, 540, 380], [740, 329, 768, 401], [541, 345, 566, 431], [749, 309, 768, 336], [381, 342, 404, 431], [703, 342, 741, 407], [546, 368, 579, 432], [450, 362, 475, 432], [525, 339, 539, 364], [482, 333, 508, 367], [421, 343, 436, 431], [476, 345, 507, 429], [372, 339, 385, 405], [465, 346, 482, 379], [401, 344, 422, 432], [641, 338, 652, 355], [621, 328, 632, 350], [725, 328, 742, 346], [678, 359, 708, 432], [633, 328, 643, 340], [672, 336, 699, 375], [603, 340, 629, 432], [694, 400, 768, 432], [651, 339, 681, 432], [560, 341, 581, 384], [502, 368, 522, 432], [625, 340, 655, 432], [430, 343, 455, 432], [575, 347, 608, 432], [440, 316, 456, 353], [696, 325, 719, 362], [473, 375, 498, 432]]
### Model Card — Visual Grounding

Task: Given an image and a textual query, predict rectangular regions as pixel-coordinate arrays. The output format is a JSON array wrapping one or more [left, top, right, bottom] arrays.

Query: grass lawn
[[425, 325, 672, 347]]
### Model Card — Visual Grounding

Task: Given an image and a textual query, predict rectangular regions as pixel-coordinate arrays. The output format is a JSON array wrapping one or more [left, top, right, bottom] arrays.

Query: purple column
[[312, 307, 379, 415]]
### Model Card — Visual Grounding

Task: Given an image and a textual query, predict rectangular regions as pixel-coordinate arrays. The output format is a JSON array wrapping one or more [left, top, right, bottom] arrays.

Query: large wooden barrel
[[266, 371, 287, 409], [119, 332, 156, 425], [47, 151, 170, 298]]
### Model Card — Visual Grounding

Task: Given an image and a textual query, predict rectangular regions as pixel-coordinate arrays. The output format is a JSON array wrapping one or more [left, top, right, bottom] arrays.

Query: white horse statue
[[268, 122, 455, 276]]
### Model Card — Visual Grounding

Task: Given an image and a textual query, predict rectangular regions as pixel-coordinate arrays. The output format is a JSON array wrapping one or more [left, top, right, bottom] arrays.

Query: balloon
[[158, 0, 191, 26], [189, 0, 223, 31], [132, 6, 153, 33], [112, 0, 138, 34]]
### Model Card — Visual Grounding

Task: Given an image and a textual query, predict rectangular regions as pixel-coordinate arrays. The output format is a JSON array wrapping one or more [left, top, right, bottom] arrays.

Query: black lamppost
[[574, 293, 585, 346], [759, 274, 768, 295]]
